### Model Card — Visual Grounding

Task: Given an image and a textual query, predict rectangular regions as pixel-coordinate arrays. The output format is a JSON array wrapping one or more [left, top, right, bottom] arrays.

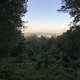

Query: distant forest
[[0, 0, 80, 80]]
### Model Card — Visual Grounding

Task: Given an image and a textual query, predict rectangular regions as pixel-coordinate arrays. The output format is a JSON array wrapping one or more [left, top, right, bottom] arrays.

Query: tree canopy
[[59, 0, 80, 25], [0, 0, 28, 55], [1, 0, 80, 80]]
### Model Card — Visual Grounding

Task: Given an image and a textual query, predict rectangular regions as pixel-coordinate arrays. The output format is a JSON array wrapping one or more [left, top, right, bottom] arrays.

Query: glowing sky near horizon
[[22, 0, 71, 34]]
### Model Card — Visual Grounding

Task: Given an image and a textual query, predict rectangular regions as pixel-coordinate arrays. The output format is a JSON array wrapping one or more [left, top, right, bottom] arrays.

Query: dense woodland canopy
[[0, 0, 80, 80]]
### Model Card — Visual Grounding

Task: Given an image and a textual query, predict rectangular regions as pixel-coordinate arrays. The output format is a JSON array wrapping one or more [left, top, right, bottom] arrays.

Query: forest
[[0, 0, 80, 80]]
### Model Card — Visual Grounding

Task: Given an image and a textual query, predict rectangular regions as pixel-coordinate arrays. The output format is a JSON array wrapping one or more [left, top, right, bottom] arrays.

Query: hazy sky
[[22, 0, 71, 34]]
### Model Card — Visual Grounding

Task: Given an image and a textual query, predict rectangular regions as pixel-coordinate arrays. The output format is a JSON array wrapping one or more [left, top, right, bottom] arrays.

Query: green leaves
[[0, 0, 28, 55], [59, 0, 80, 25]]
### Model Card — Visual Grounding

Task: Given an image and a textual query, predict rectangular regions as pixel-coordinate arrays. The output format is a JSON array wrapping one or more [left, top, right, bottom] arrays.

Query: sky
[[22, 0, 71, 35]]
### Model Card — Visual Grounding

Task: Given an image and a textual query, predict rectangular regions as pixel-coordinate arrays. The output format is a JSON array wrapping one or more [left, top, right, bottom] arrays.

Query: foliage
[[0, 0, 28, 55], [0, 31, 80, 80], [1, 0, 80, 79], [59, 0, 80, 25]]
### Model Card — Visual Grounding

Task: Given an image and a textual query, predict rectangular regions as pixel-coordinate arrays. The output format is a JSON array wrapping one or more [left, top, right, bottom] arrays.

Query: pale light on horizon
[[22, 0, 71, 35], [22, 24, 70, 35]]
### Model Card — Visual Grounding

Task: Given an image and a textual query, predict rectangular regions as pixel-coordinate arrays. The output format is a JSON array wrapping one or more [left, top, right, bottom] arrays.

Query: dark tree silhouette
[[59, 0, 80, 25], [0, 0, 28, 56]]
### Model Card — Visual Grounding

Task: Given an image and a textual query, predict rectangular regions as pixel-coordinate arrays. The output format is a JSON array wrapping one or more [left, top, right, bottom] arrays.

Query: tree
[[59, 0, 80, 25], [0, 0, 28, 56], [59, 0, 80, 61]]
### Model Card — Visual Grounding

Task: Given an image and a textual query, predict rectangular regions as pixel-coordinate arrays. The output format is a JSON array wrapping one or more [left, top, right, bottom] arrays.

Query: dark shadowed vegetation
[[0, 0, 80, 80]]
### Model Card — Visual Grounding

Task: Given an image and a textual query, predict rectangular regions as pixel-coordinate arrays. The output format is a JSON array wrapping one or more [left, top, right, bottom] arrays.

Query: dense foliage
[[0, 0, 28, 56], [1, 32, 80, 80], [0, 0, 80, 80], [59, 0, 80, 24]]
